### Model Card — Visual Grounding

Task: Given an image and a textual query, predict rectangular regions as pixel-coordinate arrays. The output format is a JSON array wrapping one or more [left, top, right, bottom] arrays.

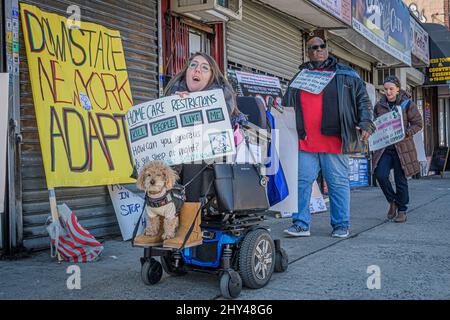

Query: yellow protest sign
[[20, 3, 135, 187]]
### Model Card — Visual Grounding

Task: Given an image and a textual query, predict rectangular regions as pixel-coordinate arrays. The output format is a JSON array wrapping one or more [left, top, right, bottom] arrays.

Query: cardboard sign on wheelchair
[[126, 89, 236, 172]]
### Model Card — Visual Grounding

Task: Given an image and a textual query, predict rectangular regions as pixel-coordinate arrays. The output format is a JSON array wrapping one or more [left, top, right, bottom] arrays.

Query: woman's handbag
[[213, 163, 269, 212]]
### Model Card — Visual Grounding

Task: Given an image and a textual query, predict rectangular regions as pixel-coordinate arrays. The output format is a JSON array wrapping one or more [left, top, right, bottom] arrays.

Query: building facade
[[2, 0, 160, 251], [1, 0, 434, 252]]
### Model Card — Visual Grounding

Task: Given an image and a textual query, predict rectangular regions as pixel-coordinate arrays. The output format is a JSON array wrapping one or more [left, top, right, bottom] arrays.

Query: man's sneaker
[[331, 227, 349, 238], [284, 225, 310, 237]]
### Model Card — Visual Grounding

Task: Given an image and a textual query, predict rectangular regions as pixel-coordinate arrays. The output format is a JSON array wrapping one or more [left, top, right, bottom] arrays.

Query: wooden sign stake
[[48, 188, 63, 262]]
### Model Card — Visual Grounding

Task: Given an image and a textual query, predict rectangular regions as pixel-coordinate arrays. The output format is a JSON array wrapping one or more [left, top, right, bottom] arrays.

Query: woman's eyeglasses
[[308, 44, 327, 51], [188, 61, 211, 73]]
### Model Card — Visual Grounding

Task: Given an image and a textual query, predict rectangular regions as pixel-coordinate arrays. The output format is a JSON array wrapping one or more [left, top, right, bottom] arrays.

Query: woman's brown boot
[[394, 211, 407, 223], [163, 202, 203, 249], [387, 202, 398, 220]]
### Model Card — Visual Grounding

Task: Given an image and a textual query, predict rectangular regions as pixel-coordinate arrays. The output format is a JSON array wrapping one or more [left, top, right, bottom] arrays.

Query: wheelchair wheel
[[220, 270, 242, 299], [239, 229, 275, 289], [274, 248, 288, 273], [141, 258, 163, 285], [161, 255, 187, 276]]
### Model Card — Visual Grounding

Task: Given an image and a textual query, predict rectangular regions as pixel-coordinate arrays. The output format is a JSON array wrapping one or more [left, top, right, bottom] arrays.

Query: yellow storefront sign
[[20, 3, 135, 187]]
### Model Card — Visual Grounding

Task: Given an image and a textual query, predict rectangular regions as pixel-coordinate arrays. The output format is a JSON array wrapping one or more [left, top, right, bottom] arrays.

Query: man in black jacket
[[282, 36, 375, 238]]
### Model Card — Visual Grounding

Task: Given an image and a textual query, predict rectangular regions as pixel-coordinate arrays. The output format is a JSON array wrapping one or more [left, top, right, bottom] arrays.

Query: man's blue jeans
[[292, 151, 350, 230]]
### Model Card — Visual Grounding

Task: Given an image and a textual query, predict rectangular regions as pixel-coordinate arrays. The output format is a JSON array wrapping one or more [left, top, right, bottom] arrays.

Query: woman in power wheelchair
[[136, 53, 288, 299]]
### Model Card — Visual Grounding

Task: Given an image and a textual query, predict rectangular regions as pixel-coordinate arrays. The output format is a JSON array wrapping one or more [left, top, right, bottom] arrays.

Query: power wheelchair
[[137, 96, 288, 299]]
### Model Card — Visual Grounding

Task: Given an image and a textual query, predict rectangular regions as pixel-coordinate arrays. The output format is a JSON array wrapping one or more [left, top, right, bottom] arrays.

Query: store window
[[377, 68, 396, 86], [335, 57, 372, 83], [163, 14, 219, 86], [189, 29, 211, 56]]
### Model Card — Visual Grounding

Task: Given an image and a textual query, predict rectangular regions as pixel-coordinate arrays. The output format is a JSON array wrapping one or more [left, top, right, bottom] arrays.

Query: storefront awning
[[259, 0, 410, 68], [422, 23, 450, 86], [258, 0, 349, 30], [328, 28, 409, 68]]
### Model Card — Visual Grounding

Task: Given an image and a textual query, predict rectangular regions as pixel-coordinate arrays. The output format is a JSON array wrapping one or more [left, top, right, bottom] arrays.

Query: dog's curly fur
[[137, 161, 180, 240]]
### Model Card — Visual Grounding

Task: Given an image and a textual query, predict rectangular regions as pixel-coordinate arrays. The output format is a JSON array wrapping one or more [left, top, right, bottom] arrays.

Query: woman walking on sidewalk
[[372, 76, 423, 223]]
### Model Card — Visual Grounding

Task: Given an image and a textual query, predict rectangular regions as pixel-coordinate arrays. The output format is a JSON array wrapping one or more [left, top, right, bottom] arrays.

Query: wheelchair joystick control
[[260, 176, 268, 187]]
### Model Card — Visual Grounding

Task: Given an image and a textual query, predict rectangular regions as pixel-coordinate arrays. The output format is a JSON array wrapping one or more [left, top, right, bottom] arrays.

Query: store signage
[[311, 0, 352, 25], [20, 3, 134, 187], [352, 0, 412, 66], [423, 23, 450, 85], [425, 57, 450, 85], [126, 89, 235, 171], [410, 17, 430, 65]]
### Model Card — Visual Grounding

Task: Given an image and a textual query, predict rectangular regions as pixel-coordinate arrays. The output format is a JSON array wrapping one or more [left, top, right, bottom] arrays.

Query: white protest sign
[[369, 109, 405, 151], [414, 130, 426, 162], [108, 185, 146, 241], [126, 89, 236, 172], [365, 82, 376, 107], [280, 181, 327, 218], [290, 69, 336, 94], [310, 180, 327, 213]]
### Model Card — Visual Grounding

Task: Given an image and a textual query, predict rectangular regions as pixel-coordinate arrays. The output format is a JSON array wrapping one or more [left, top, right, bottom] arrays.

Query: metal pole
[[1, 0, 5, 252], [5, 0, 22, 252], [158, 0, 164, 98], [48, 188, 62, 262]]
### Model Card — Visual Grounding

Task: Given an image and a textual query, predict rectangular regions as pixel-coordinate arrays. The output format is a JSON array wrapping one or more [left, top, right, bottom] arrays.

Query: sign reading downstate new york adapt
[[290, 69, 336, 94], [20, 3, 135, 187], [369, 109, 405, 151], [126, 89, 236, 172]]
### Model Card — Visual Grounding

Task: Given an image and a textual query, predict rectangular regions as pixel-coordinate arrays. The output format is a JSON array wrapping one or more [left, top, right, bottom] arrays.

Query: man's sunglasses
[[308, 44, 327, 51]]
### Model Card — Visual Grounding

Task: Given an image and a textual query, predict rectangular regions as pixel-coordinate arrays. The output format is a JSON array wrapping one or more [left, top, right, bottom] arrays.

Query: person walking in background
[[282, 36, 375, 238], [373, 76, 423, 223]]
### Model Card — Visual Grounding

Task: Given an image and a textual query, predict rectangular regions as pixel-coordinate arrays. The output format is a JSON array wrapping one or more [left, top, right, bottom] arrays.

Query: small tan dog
[[136, 161, 181, 240]]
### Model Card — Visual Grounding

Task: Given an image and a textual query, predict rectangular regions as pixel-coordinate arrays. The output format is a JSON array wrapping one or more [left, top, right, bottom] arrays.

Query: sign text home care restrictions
[[126, 89, 236, 172]]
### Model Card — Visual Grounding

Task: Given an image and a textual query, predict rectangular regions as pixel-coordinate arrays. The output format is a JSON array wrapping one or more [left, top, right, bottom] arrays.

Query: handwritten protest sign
[[108, 185, 146, 241], [20, 4, 134, 187], [369, 110, 405, 151], [126, 89, 236, 171], [234, 70, 283, 110], [290, 69, 335, 94]]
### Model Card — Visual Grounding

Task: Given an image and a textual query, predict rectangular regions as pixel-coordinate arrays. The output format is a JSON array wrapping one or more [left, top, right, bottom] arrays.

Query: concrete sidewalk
[[1, 174, 449, 300]]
